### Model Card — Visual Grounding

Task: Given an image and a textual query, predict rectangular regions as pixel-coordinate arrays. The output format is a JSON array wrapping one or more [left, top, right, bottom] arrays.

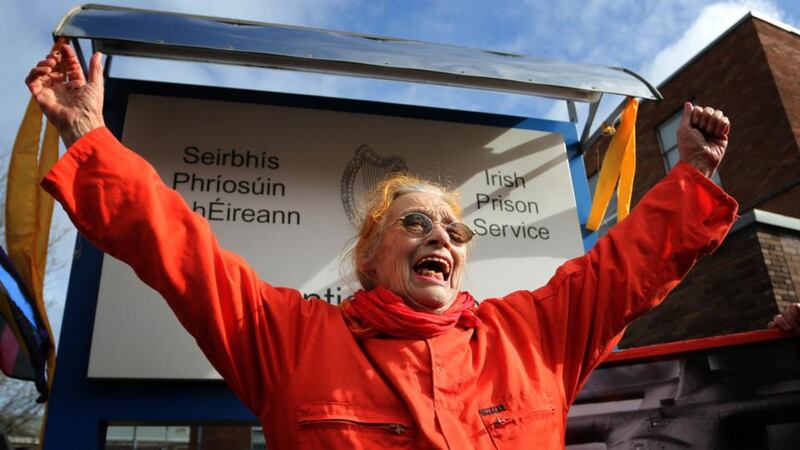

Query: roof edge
[[731, 208, 800, 234], [656, 12, 799, 92], [751, 10, 800, 37]]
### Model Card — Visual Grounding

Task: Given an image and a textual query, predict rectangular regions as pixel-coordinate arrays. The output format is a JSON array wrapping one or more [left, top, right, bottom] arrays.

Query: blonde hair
[[350, 173, 461, 289]]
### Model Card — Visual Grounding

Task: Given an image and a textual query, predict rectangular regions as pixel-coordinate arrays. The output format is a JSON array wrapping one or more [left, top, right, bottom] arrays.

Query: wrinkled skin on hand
[[769, 303, 800, 335], [676, 102, 730, 178], [25, 44, 105, 148]]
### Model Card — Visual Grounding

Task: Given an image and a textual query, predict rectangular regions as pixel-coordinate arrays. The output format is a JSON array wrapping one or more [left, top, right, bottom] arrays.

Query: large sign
[[87, 92, 585, 378]]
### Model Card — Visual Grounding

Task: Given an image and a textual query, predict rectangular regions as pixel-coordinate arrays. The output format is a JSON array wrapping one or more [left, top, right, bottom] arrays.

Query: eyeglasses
[[394, 212, 475, 244]]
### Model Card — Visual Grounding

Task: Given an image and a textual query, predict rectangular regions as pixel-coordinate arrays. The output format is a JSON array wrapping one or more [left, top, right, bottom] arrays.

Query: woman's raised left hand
[[677, 102, 730, 178]]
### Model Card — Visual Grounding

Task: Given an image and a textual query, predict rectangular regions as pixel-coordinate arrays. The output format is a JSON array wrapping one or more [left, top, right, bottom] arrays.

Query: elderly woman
[[26, 45, 798, 449]]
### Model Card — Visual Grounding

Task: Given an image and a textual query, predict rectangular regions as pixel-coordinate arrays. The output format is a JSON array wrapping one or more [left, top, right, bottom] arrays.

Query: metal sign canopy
[[54, 4, 661, 147]]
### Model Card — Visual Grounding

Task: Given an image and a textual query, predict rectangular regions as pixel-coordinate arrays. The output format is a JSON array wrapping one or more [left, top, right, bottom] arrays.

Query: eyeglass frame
[[390, 211, 476, 244]]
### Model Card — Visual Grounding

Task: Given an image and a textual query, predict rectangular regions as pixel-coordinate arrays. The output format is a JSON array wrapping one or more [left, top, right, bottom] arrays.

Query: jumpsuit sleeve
[[41, 127, 327, 417], [524, 162, 738, 406]]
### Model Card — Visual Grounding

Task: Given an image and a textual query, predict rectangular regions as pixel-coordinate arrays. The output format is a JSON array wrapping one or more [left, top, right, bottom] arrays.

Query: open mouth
[[413, 256, 451, 282]]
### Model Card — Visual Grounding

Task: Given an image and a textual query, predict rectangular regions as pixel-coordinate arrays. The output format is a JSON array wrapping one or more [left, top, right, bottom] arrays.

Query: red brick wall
[[620, 223, 779, 347], [588, 16, 800, 347], [587, 17, 800, 218], [761, 225, 800, 312], [760, 185, 800, 218], [758, 19, 800, 168]]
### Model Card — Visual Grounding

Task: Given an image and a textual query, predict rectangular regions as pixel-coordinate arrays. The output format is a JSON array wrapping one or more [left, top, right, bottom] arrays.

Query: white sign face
[[88, 93, 585, 379]]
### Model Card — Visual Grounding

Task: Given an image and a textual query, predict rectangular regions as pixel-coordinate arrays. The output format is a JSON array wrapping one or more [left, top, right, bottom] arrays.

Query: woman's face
[[362, 191, 468, 313]]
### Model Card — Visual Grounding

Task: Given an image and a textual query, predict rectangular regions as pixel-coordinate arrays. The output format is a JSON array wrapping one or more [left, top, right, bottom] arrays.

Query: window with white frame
[[105, 424, 264, 449], [251, 427, 266, 450], [656, 108, 722, 185], [105, 425, 191, 450]]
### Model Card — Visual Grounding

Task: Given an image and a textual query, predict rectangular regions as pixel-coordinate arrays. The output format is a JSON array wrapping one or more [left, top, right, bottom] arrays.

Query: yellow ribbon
[[6, 95, 59, 385], [586, 97, 638, 231]]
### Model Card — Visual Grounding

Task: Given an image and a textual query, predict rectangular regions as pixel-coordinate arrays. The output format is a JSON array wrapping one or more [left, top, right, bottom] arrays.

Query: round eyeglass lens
[[446, 222, 474, 244], [400, 212, 474, 244], [400, 213, 433, 236]]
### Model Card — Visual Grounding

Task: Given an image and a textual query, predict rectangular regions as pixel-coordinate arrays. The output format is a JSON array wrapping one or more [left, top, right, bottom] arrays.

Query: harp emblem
[[341, 145, 408, 227]]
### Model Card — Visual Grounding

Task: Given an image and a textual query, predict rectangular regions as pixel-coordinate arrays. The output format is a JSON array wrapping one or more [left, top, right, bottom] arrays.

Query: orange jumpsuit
[[42, 127, 737, 449]]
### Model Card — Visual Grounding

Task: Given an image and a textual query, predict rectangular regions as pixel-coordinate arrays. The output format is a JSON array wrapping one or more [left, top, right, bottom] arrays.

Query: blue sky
[[1, 0, 799, 345]]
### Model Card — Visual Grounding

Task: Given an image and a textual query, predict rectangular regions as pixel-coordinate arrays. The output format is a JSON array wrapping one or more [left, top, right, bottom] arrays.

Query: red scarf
[[340, 286, 480, 339]]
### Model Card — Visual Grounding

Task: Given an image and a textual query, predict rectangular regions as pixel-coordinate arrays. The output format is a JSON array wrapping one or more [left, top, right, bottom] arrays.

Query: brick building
[[584, 13, 800, 347]]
